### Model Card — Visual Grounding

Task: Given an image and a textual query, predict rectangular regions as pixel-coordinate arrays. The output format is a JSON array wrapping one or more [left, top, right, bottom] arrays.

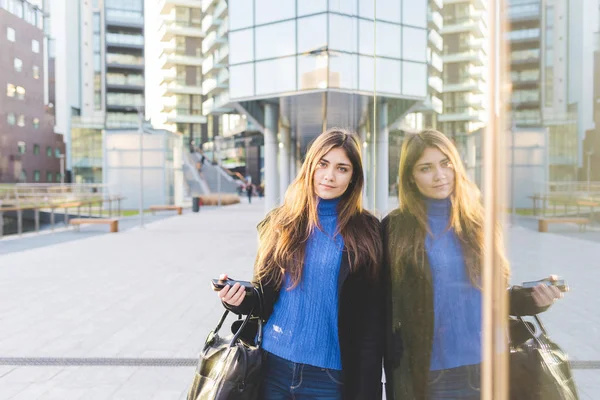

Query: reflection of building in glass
[[149, 0, 207, 147], [50, 0, 145, 180], [226, 0, 428, 213], [582, 30, 600, 182], [70, 119, 103, 183], [438, 0, 488, 147]]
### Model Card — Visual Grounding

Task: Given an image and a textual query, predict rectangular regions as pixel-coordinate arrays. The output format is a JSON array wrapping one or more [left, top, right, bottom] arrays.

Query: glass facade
[[228, 0, 428, 99]]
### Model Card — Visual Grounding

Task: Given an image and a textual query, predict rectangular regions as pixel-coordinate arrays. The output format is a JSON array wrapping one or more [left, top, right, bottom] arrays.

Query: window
[[7, 27, 15, 42], [33, 144, 40, 155], [55, 148, 61, 158], [46, 171, 52, 182], [32, 39, 39, 53], [14, 58, 22, 72], [21, 170, 27, 182], [33, 118, 40, 129], [17, 114, 25, 127], [34, 170, 40, 182], [6, 83, 15, 97], [16, 86, 25, 100], [47, 146, 52, 157], [7, 113, 16, 125], [17, 141, 26, 154], [33, 65, 39, 79], [56, 172, 61, 182]]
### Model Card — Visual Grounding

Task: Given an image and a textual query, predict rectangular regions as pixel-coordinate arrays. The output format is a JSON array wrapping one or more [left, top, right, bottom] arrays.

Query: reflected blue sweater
[[262, 197, 344, 370], [426, 198, 482, 371]]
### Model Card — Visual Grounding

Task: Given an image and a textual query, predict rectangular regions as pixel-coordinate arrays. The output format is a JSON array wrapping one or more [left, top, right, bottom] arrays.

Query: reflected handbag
[[187, 290, 263, 400], [509, 315, 579, 400]]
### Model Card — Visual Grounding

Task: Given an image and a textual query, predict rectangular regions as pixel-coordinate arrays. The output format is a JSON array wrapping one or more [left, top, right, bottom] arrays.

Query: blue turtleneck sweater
[[426, 197, 482, 371], [262, 197, 344, 370]]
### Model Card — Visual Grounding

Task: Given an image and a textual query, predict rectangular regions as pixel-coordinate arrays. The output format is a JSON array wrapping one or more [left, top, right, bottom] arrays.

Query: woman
[[218, 128, 384, 399], [382, 130, 562, 400]]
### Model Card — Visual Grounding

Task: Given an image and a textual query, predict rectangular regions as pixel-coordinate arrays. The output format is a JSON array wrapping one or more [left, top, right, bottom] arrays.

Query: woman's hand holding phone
[[215, 273, 247, 306]]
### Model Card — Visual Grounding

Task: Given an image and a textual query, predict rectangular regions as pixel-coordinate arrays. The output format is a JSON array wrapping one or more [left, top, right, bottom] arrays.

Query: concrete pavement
[[0, 198, 598, 399]]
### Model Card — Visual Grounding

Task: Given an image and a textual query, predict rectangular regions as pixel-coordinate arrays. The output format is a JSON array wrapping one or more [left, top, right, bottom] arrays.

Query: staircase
[[187, 152, 241, 194]]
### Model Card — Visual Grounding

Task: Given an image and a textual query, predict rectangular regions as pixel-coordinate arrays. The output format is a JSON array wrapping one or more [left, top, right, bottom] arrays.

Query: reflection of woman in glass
[[382, 130, 562, 399], [218, 129, 384, 399]]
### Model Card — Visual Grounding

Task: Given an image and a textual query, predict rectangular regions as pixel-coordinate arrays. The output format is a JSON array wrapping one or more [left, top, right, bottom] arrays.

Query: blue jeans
[[261, 351, 344, 400], [428, 364, 481, 400]]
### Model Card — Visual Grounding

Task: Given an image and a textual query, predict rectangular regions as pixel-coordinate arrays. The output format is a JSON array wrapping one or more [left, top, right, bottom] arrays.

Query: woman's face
[[313, 147, 354, 200], [411, 147, 455, 200]]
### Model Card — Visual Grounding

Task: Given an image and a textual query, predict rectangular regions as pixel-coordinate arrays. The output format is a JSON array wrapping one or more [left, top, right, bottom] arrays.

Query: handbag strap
[[228, 286, 264, 348], [517, 315, 549, 349]]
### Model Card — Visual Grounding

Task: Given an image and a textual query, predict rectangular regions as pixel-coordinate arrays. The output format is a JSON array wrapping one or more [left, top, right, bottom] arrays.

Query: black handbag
[[509, 315, 579, 400], [187, 291, 263, 400]]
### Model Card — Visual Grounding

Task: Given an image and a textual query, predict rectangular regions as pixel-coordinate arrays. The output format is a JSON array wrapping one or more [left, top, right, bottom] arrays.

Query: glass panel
[[375, 0, 401, 23], [298, 0, 327, 16], [328, 0, 357, 16], [229, 29, 254, 64], [329, 53, 358, 90], [358, 0, 374, 19], [298, 14, 327, 55], [229, 64, 255, 98], [358, 55, 374, 91], [255, 56, 296, 95], [358, 19, 374, 55], [403, 27, 427, 62], [329, 14, 358, 53], [255, 0, 295, 25], [298, 54, 328, 90], [375, 21, 401, 59], [229, 0, 254, 30], [402, 0, 427, 28], [402, 61, 427, 97], [376, 58, 401, 94], [255, 21, 295, 60]]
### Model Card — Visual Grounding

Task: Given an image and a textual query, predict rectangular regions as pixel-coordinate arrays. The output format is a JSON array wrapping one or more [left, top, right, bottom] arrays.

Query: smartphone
[[211, 278, 255, 293], [522, 279, 568, 292]]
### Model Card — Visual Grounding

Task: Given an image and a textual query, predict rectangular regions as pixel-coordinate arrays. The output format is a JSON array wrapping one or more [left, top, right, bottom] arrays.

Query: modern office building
[[439, 0, 488, 149], [0, 0, 65, 183], [50, 0, 145, 183], [224, 0, 428, 214], [147, 0, 207, 148]]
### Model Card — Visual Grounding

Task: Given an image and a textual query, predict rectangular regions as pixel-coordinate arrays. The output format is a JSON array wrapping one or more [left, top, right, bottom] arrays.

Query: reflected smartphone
[[211, 278, 255, 293], [522, 279, 568, 292]]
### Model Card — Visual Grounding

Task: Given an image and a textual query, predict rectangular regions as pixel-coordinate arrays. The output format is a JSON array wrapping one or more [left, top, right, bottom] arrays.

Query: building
[[0, 0, 65, 183], [439, 0, 488, 150], [147, 0, 207, 148], [50, 0, 145, 183], [224, 0, 429, 214]]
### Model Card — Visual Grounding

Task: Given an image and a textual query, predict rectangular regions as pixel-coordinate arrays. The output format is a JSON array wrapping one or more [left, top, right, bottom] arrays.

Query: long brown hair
[[255, 128, 381, 289], [396, 129, 509, 286]]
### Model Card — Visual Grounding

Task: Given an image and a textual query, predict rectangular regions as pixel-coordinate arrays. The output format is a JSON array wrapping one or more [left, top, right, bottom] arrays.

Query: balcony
[[202, 70, 229, 96], [428, 10, 443, 31], [160, 0, 202, 15], [201, 0, 218, 13], [203, 93, 233, 115], [215, 45, 229, 64], [160, 21, 204, 42], [431, 0, 443, 9], [428, 50, 444, 72], [202, 13, 223, 34], [202, 55, 226, 77], [162, 96, 177, 112], [106, 33, 144, 50], [428, 76, 443, 93], [161, 69, 177, 83], [428, 29, 443, 52], [166, 112, 207, 124], [438, 106, 485, 122], [202, 30, 227, 55], [105, 9, 144, 29], [213, 0, 227, 20], [443, 79, 486, 93], [441, 16, 486, 38], [161, 54, 203, 69], [162, 82, 203, 96], [442, 50, 485, 65]]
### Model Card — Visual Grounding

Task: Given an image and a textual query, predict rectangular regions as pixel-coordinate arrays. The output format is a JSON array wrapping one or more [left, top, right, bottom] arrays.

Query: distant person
[[217, 128, 383, 399], [201, 154, 206, 165], [246, 184, 253, 204]]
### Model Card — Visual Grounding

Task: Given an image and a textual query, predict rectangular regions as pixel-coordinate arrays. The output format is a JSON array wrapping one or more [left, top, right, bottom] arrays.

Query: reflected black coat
[[381, 210, 550, 400]]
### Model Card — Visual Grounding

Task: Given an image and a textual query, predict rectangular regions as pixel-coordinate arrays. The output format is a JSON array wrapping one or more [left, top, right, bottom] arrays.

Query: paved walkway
[[0, 198, 598, 399]]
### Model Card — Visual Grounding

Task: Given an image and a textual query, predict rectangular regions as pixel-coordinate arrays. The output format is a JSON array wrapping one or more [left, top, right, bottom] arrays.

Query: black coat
[[225, 248, 384, 400], [381, 210, 550, 400]]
